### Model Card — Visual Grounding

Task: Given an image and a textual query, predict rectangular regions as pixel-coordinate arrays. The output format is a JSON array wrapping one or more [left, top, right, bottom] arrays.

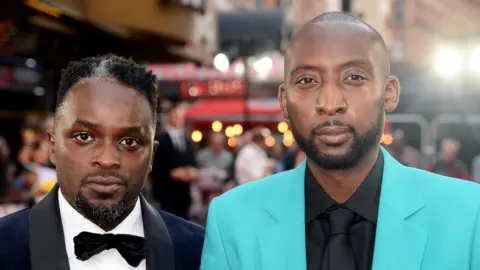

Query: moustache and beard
[[73, 171, 135, 231], [290, 102, 385, 170]]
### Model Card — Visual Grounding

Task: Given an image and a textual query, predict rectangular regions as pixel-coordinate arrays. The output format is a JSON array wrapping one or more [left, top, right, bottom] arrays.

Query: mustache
[[311, 120, 355, 134], [81, 171, 128, 185]]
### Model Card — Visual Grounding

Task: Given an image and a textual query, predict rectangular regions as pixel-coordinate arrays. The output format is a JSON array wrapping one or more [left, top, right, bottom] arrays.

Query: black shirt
[[305, 151, 384, 270]]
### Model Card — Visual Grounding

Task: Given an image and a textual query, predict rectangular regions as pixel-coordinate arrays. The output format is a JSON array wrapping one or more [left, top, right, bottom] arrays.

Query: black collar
[[305, 151, 384, 224]]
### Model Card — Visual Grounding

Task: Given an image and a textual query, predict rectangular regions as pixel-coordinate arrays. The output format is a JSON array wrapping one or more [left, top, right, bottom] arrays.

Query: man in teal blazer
[[200, 12, 480, 270]]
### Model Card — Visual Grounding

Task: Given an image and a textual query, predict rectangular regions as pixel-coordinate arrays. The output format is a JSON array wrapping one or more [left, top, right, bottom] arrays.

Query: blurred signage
[[180, 80, 246, 97], [159, 0, 205, 13], [0, 65, 42, 89]]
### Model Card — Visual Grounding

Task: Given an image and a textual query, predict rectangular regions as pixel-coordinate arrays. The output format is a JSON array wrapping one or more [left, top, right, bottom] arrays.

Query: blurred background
[[1, 0, 480, 224]]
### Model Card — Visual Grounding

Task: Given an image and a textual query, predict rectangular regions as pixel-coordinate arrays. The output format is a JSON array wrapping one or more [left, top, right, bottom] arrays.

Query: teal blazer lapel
[[257, 147, 427, 270], [372, 148, 427, 270], [259, 162, 307, 270]]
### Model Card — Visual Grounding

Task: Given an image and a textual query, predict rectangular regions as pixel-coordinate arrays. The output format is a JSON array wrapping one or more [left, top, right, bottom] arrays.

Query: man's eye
[[73, 133, 93, 143], [297, 77, 315, 84], [120, 138, 139, 148], [345, 75, 367, 81]]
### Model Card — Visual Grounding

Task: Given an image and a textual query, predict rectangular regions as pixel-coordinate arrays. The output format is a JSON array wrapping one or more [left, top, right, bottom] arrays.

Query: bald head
[[285, 12, 390, 78]]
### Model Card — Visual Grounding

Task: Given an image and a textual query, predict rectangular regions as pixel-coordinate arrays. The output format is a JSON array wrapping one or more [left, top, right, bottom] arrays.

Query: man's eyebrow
[[72, 119, 145, 133], [72, 119, 97, 128], [120, 126, 145, 133], [289, 65, 320, 77], [340, 59, 373, 71]]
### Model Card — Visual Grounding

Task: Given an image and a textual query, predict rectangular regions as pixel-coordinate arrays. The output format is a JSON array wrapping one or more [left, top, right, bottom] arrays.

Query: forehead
[[288, 22, 381, 71], [60, 78, 152, 128]]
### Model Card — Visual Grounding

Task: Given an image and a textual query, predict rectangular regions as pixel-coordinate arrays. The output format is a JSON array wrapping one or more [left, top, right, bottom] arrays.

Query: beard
[[291, 104, 384, 170], [72, 171, 136, 231], [74, 193, 132, 231]]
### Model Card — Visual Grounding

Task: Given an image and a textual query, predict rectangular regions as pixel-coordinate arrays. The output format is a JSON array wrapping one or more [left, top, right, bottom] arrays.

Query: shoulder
[[160, 211, 204, 250], [212, 169, 294, 212], [0, 208, 30, 238], [160, 210, 205, 241], [0, 209, 31, 269], [159, 210, 204, 270], [406, 167, 480, 205]]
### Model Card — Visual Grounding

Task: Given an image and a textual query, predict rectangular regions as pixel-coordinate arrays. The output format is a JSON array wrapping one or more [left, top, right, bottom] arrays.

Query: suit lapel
[[29, 185, 70, 270], [372, 148, 427, 270], [258, 162, 307, 270], [140, 196, 175, 270]]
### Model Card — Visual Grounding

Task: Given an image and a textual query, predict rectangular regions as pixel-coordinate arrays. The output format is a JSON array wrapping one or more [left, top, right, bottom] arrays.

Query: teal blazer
[[200, 147, 480, 270]]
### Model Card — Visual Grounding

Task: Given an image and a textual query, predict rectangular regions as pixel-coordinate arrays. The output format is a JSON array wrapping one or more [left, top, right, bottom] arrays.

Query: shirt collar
[[165, 125, 184, 137], [305, 150, 384, 224], [58, 188, 144, 259]]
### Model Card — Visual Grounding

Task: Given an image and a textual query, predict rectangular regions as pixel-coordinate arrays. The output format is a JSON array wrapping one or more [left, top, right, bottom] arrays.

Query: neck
[[307, 147, 380, 203]]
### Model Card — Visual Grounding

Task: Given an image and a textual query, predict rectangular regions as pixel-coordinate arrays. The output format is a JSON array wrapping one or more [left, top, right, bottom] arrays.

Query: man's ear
[[278, 83, 289, 120], [47, 131, 56, 165], [149, 140, 159, 173], [384, 76, 401, 113]]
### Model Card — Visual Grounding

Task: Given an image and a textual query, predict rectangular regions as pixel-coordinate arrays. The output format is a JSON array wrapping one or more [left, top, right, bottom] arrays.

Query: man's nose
[[92, 143, 120, 169], [315, 82, 347, 116]]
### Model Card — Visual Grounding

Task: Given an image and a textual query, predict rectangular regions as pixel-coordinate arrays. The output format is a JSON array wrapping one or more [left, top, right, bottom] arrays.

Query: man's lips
[[315, 126, 351, 144], [85, 177, 123, 193]]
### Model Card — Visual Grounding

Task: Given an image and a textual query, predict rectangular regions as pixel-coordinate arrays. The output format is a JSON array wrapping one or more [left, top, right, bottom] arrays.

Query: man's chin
[[86, 197, 123, 207]]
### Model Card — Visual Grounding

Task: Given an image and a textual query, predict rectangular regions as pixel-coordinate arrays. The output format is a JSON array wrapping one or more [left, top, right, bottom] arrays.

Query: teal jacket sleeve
[[471, 201, 480, 270], [200, 198, 231, 270]]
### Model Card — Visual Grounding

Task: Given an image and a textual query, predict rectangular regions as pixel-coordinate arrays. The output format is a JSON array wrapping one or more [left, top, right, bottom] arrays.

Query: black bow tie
[[73, 231, 147, 267]]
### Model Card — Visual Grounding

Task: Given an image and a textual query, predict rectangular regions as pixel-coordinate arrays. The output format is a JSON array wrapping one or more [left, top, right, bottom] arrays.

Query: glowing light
[[283, 130, 293, 141], [227, 137, 237, 147], [470, 48, 480, 73], [191, 130, 203, 143], [277, 121, 289, 133], [433, 47, 461, 78], [283, 137, 293, 147], [233, 124, 243, 135], [225, 126, 235, 137], [213, 53, 229, 72], [381, 133, 393, 145], [212, 121, 223, 132], [265, 136, 276, 147]]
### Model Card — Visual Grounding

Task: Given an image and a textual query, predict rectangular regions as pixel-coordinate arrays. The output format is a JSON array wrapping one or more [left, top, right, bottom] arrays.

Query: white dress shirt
[[235, 143, 269, 185], [58, 189, 146, 270], [165, 125, 186, 152]]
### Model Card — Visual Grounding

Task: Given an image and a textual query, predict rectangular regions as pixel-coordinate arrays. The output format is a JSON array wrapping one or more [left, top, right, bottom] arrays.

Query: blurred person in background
[[234, 127, 275, 185], [196, 132, 233, 173], [0, 137, 10, 200], [430, 138, 470, 180], [471, 151, 480, 183], [201, 12, 480, 270], [0, 54, 204, 270], [151, 101, 198, 219], [191, 132, 233, 225], [225, 131, 252, 188], [283, 142, 306, 171], [386, 129, 425, 169], [270, 143, 285, 173]]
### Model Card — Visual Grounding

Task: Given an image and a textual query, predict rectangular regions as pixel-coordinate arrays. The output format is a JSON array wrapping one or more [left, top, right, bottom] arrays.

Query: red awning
[[185, 98, 282, 122]]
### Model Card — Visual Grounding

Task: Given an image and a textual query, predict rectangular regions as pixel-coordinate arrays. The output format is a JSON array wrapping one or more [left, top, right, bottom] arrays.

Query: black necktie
[[73, 231, 147, 267], [323, 207, 356, 270]]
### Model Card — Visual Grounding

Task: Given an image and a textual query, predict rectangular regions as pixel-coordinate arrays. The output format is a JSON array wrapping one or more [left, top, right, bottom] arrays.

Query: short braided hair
[[56, 53, 158, 122]]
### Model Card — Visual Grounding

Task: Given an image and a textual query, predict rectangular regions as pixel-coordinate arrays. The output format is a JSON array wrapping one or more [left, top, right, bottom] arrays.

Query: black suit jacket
[[0, 186, 205, 270], [151, 131, 197, 205]]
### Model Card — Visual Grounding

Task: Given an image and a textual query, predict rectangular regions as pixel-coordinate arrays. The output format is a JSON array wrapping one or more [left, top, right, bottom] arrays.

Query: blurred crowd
[[2, 102, 480, 223]]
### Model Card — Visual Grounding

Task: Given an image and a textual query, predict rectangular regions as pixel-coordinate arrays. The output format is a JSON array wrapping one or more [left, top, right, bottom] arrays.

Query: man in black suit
[[151, 102, 197, 219], [0, 54, 204, 270]]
